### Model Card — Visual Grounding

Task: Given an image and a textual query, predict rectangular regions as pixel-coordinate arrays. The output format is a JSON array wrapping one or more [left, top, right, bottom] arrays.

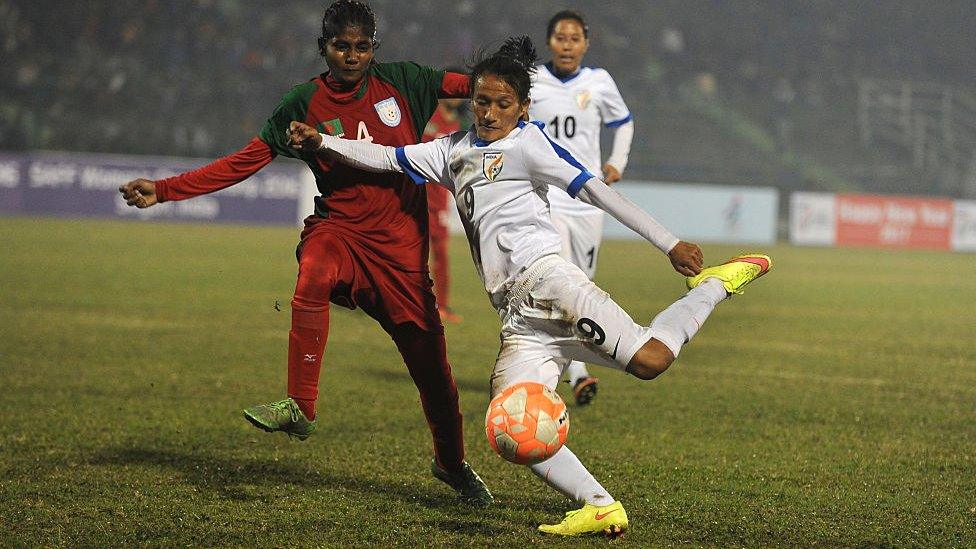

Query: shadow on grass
[[358, 363, 491, 396], [88, 445, 566, 535]]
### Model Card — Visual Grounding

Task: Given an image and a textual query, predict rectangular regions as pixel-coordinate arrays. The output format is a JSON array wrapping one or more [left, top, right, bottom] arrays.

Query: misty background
[[3, 0, 975, 198]]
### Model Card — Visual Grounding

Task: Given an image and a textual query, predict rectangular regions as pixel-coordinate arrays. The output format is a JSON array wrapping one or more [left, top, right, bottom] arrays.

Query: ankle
[[294, 398, 316, 421]]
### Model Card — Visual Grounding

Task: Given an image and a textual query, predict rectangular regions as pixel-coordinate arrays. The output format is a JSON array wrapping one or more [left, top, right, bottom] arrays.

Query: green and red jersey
[[154, 62, 470, 271]]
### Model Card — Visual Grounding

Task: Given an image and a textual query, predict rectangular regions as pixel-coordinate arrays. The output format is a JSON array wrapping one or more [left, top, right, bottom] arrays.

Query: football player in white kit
[[529, 10, 635, 405], [287, 37, 772, 538]]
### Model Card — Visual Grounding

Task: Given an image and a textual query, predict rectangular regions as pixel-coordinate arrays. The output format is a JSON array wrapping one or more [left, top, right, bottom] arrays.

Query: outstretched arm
[[118, 137, 275, 207], [288, 121, 454, 188], [287, 121, 401, 173], [576, 179, 703, 276]]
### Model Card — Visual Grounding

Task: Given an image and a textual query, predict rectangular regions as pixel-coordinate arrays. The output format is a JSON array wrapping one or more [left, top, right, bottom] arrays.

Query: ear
[[318, 37, 327, 56], [521, 98, 532, 119]]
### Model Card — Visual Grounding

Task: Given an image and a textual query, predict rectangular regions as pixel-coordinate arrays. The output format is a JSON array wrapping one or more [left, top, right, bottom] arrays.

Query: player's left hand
[[288, 121, 323, 152], [667, 241, 703, 276], [602, 163, 621, 184]]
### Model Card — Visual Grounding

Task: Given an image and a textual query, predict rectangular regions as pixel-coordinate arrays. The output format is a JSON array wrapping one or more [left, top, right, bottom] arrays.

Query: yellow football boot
[[538, 501, 629, 538], [686, 253, 772, 295]]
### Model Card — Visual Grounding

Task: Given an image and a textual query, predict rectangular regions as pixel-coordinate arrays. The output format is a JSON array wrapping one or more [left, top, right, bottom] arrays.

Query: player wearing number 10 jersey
[[529, 10, 635, 405], [288, 36, 772, 537]]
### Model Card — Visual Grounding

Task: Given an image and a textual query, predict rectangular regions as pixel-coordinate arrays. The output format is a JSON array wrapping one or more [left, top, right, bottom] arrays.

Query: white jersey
[[394, 121, 595, 307], [529, 63, 632, 216]]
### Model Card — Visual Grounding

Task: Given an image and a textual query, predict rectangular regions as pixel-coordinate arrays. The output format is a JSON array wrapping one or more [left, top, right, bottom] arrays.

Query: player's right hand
[[119, 179, 158, 208], [667, 241, 703, 276], [288, 121, 323, 152]]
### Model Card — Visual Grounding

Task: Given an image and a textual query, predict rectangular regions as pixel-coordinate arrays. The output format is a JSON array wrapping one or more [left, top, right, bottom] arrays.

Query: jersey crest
[[373, 97, 402, 127], [576, 90, 592, 110], [483, 152, 504, 181]]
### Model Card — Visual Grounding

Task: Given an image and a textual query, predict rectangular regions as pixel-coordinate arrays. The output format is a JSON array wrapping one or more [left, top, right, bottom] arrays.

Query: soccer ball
[[485, 382, 569, 465]]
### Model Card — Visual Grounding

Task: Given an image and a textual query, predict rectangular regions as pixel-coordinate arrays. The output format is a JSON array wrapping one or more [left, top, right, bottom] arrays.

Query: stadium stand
[[2, 0, 974, 196]]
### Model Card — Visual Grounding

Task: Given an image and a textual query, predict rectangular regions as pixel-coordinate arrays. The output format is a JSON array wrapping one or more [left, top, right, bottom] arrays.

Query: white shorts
[[552, 211, 605, 280], [490, 255, 654, 396]]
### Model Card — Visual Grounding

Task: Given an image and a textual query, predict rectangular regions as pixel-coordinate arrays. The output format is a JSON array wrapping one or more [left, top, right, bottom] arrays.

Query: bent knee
[[627, 358, 672, 380], [626, 338, 676, 380]]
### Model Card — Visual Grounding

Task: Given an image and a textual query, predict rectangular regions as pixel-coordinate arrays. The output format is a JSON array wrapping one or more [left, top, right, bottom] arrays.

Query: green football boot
[[243, 398, 316, 440], [430, 459, 494, 507]]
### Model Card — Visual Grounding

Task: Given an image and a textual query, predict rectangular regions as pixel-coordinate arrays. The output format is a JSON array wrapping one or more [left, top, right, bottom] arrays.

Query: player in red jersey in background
[[118, 0, 491, 506], [422, 96, 465, 323]]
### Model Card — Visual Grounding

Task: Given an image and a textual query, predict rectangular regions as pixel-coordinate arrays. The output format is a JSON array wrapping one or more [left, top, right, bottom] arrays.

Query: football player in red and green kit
[[118, 0, 491, 506]]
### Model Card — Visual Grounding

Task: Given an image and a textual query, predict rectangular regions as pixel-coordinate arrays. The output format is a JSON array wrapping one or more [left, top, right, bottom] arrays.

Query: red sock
[[391, 323, 465, 472], [287, 305, 329, 421]]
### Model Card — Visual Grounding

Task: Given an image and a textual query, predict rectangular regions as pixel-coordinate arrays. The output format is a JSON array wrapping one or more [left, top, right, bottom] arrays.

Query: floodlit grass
[[2, 216, 975, 546]]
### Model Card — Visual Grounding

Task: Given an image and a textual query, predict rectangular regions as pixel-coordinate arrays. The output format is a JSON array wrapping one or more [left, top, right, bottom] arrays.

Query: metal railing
[[858, 78, 976, 198]]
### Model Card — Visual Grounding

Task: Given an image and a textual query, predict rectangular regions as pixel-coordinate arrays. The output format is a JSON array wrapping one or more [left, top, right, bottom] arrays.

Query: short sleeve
[[521, 122, 596, 197], [258, 82, 318, 159], [596, 71, 632, 128], [394, 133, 457, 190]]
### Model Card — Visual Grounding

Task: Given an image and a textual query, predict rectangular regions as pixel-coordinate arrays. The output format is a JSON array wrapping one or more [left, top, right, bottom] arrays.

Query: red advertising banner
[[835, 194, 953, 250]]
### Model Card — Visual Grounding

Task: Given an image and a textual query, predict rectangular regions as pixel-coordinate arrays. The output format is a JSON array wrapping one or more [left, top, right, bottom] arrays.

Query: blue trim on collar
[[544, 62, 583, 84], [395, 147, 426, 184], [604, 113, 633, 128], [528, 121, 594, 197]]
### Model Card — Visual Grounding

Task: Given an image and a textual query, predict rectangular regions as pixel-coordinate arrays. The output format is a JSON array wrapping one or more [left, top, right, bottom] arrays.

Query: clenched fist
[[119, 179, 158, 208], [288, 121, 323, 152], [667, 241, 704, 277]]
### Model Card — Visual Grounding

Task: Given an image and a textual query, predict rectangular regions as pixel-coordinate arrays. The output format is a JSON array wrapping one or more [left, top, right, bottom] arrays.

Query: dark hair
[[470, 36, 538, 103], [546, 10, 589, 39], [318, 0, 378, 54]]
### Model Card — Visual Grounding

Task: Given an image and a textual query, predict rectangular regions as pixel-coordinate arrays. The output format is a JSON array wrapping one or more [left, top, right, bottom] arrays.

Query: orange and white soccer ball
[[485, 382, 569, 465]]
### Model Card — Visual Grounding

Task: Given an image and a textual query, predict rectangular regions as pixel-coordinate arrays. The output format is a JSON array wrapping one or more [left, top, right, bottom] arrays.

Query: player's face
[[547, 19, 588, 76], [472, 74, 529, 142], [323, 26, 375, 85]]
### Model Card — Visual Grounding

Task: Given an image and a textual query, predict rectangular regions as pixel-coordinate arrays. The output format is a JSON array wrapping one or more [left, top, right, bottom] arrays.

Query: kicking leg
[[628, 253, 772, 380]]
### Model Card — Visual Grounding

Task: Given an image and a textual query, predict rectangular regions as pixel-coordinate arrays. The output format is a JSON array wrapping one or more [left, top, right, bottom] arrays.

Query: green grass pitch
[[1, 216, 975, 546]]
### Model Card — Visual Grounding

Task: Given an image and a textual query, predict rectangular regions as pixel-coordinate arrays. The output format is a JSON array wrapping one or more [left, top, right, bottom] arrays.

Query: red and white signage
[[835, 194, 953, 250], [791, 192, 970, 252]]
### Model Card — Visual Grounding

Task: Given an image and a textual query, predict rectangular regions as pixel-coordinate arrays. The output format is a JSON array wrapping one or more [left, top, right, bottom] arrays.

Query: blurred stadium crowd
[[2, 0, 973, 194]]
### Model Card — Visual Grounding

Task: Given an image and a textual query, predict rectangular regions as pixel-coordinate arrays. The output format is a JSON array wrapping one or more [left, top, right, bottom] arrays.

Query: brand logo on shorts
[[483, 152, 504, 181], [373, 97, 401, 127], [576, 90, 592, 109]]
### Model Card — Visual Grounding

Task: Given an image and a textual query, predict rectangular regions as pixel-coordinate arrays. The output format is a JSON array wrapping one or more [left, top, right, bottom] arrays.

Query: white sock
[[564, 361, 590, 383], [529, 445, 614, 506], [648, 278, 726, 358]]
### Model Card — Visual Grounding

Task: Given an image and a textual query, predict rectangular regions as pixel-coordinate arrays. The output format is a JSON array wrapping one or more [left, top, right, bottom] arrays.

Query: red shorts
[[295, 218, 442, 334]]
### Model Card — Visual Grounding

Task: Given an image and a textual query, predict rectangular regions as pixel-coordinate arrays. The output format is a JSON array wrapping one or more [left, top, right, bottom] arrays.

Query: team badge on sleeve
[[483, 152, 504, 181], [373, 97, 402, 127], [576, 90, 592, 110]]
